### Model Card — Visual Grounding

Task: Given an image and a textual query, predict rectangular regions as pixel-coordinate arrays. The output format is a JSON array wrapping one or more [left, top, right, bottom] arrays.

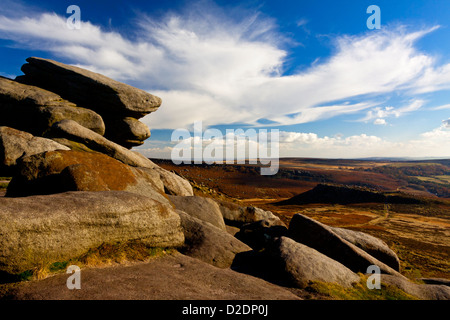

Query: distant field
[[415, 175, 450, 185]]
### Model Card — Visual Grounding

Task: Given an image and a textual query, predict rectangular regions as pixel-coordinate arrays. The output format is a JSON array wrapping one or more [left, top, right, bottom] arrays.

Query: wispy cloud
[[360, 99, 425, 125], [0, 2, 449, 131]]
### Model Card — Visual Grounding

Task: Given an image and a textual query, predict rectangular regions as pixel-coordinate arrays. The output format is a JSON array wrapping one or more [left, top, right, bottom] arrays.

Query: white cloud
[[374, 118, 387, 125], [361, 99, 425, 124], [432, 104, 450, 110]]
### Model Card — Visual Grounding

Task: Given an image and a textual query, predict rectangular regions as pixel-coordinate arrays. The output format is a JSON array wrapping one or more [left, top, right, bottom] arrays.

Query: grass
[[305, 275, 419, 300]]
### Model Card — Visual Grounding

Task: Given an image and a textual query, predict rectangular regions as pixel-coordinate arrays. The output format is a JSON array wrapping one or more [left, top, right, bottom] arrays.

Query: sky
[[0, 0, 449, 159]]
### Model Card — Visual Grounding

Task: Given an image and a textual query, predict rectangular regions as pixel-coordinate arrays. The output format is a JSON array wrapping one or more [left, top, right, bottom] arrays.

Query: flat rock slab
[[48, 119, 155, 168], [17, 57, 162, 118], [0, 76, 105, 136], [4, 253, 301, 300]]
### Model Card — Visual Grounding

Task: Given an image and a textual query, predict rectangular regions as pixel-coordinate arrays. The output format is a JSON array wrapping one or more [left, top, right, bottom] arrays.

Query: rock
[[380, 274, 450, 300], [235, 220, 288, 251], [6, 150, 169, 205], [103, 117, 151, 149], [3, 253, 300, 300], [169, 195, 226, 230], [0, 126, 69, 174], [419, 278, 450, 287], [288, 213, 403, 277], [225, 225, 240, 236], [154, 166, 194, 196], [177, 210, 251, 268], [0, 76, 105, 136], [215, 199, 283, 227], [47, 119, 155, 168], [16, 57, 162, 118], [268, 237, 360, 288], [0, 191, 184, 274], [330, 226, 400, 271]]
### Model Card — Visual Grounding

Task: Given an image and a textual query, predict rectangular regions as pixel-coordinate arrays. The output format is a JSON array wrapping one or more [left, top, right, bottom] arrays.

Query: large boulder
[[0, 191, 185, 274], [5, 150, 169, 205], [47, 119, 155, 168], [330, 226, 400, 271], [268, 237, 360, 288], [0, 126, 69, 174], [103, 116, 151, 149], [288, 213, 403, 276], [215, 199, 283, 227], [177, 210, 251, 268], [153, 166, 194, 196], [16, 57, 162, 118], [169, 195, 226, 230], [0, 76, 105, 136]]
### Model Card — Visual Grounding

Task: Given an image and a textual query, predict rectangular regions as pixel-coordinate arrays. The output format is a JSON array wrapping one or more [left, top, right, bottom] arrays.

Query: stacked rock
[[15, 57, 159, 148]]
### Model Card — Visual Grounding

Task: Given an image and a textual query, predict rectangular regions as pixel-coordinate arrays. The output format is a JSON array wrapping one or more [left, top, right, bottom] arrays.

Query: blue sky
[[0, 0, 449, 158]]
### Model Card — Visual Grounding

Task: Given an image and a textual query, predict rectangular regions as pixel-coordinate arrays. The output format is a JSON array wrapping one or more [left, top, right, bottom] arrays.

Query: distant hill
[[275, 184, 429, 205]]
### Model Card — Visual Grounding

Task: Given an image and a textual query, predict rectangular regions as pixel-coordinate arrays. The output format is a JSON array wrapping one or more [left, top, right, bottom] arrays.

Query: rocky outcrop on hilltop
[[16, 57, 160, 148], [1, 58, 448, 301]]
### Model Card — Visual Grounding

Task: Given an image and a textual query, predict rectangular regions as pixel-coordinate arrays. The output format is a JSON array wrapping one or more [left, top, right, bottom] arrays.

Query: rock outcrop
[[0, 76, 105, 136], [330, 226, 400, 271], [215, 199, 284, 227], [48, 119, 155, 168], [268, 237, 360, 288], [177, 210, 251, 268], [288, 213, 402, 276], [5, 150, 170, 204], [0, 126, 69, 175], [0, 191, 184, 274], [16, 57, 161, 148], [169, 195, 226, 230]]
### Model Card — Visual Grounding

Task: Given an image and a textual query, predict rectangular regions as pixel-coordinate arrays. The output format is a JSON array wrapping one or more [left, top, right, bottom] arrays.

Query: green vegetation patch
[[305, 276, 419, 300]]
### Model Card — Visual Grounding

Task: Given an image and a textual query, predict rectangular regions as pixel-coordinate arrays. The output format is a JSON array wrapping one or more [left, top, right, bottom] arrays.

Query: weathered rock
[[235, 220, 288, 251], [103, 117, 151, 149], [215, 199, 283, 227], [3, 253, 301, 300], [169, 195, 226, 230], [419, 278, 450, 287], [6, 150, 169, 205], [0, 191, 185, 274], [177, 210, 251, 268], [330, 226, 400, 271], [0, 76, 105, 136], [288, 213, 403, 277], [0, 126, 69, 174], [154, 166, 194, 196], [47, 119, 155, 168], [268, 237, 360, 288], [16, 57, 162, 118], [380, 274, 450, 300]]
